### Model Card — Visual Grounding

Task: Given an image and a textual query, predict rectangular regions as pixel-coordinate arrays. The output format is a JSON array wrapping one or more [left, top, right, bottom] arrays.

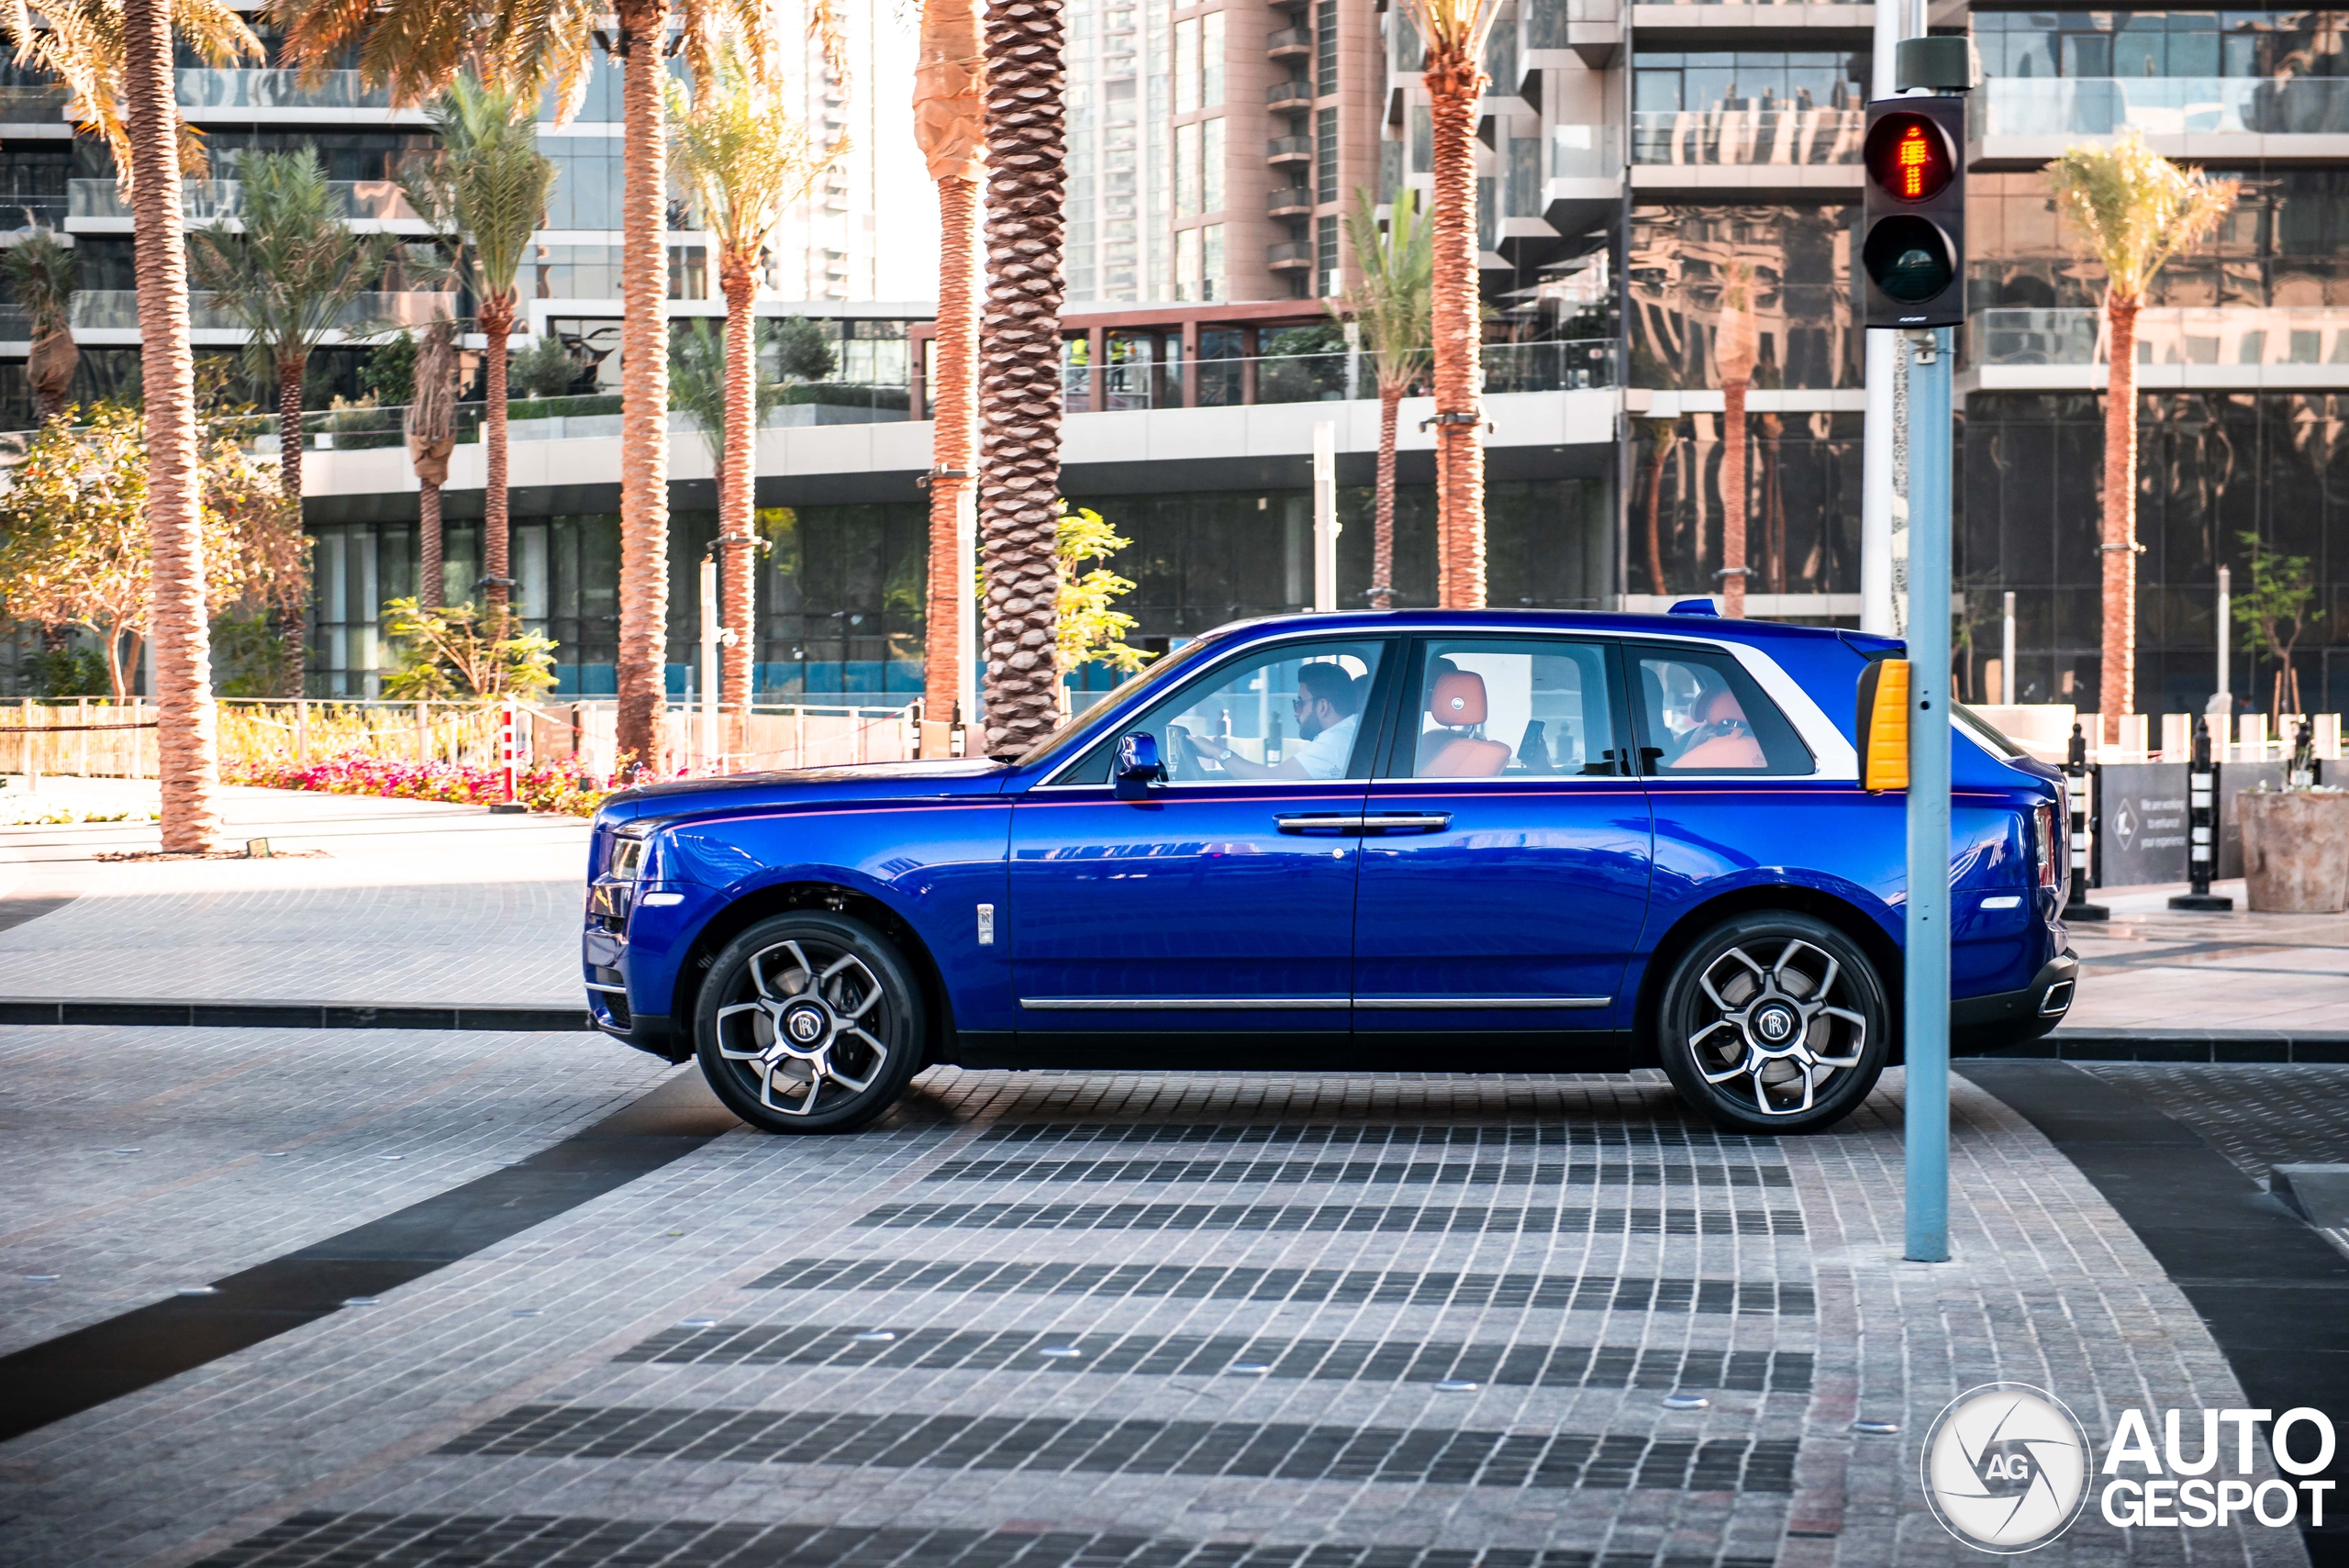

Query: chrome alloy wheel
[[1686, 938, 1869, 1118], [713, 938, 892, 1118]]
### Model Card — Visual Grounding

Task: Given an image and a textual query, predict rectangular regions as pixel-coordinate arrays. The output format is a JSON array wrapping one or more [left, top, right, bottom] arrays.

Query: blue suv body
[[584, 607, 2076, 1134]]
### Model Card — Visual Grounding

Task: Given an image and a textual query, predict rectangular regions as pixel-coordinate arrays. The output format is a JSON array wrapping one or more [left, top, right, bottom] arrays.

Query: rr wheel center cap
[[1752, 1002, 1800, 1047], [779, 1000, 831, 1049]]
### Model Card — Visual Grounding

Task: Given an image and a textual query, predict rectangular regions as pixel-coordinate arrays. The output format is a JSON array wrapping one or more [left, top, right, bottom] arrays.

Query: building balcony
[[68, 289, 455, 336], [1267, 241, 1315, 271], [1975, 76, 2349, 161], [1626, 2, 1875, 39], [0, 83, 68, 123], [1266, 136, 1312, 164], [1266, 185, 1315, 217], [1267, 27, 1311, 60], [66, 177, 420, 229], [1969, 306, 2349, 389], [1630, 107, 1862, 165], [1267, 78, 1315, 110], [175, 68, 395, 114], [0, 195, 68, 232]]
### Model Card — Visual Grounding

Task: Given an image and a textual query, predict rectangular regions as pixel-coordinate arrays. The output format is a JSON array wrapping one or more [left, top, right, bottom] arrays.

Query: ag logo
[[1922, 1383, 2093, 1553]]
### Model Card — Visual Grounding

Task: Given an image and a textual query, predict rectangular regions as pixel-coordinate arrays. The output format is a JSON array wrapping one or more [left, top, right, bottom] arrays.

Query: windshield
[[1954, 702, 2027, 760], [1007, 634, 1228, 767]]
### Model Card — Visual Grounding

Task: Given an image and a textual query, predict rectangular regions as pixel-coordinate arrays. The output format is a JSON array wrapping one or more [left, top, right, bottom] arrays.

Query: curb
[[1963, 1029, 2349, 1064], [0, 999, 595, 1032]]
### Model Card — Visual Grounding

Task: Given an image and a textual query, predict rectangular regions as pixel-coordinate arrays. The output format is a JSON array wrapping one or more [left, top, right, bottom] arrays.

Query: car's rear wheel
[[1655, 911, 1888, 1134], [695, 912, 925, 1133]]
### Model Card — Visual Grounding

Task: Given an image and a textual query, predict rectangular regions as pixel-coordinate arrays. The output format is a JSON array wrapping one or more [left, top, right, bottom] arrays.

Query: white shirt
[[1290, 713, 1360, 780]]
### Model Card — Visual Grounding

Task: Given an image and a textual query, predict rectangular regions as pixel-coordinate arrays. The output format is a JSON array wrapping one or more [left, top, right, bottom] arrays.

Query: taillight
[[2035, 802, 2060, 888]]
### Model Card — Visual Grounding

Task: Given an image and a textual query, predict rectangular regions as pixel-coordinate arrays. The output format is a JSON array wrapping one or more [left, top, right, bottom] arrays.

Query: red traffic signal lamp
[[1859, 98, 1965, 328]]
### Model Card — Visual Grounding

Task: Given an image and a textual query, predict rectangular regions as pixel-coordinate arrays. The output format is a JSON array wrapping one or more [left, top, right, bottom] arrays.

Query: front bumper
[[1951, 951, 2078, 1053]]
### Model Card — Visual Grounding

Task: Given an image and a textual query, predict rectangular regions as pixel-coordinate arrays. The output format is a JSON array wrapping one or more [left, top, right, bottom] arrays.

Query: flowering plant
[[226, 750, 612, 816]]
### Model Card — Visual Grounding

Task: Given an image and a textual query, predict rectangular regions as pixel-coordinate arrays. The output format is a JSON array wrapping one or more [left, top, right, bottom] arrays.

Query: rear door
[[1350, 634, 1654, 1054]]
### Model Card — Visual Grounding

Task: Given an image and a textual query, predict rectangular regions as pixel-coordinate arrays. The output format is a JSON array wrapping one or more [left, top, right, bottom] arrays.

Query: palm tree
[[2048, 132, 2236, 741], [1638, 417, 1675, 599], [406, 318, 458, 607], [668, 43, 836, 736], [274, 0, 781, 776], [0, 228, 78, 418], [1397, 0, 1502, 608], [1, 0, 262, 852], [191, 149, 398, 693], [1714, 268, 1756, 617], [399, 73, 555, 618], [1334, 189, 1431, 612], [977, 0, 1069, 749], [915, 0, 983, 726]]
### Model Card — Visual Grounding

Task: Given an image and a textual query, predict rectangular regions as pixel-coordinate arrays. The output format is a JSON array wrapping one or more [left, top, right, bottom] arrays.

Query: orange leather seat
[[1419, 671, 1511, 777]]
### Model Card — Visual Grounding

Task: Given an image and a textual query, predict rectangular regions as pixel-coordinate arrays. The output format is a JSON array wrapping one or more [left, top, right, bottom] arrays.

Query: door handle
[[1275, 813, 1365, 834], [1360, 813, 1453, 834]]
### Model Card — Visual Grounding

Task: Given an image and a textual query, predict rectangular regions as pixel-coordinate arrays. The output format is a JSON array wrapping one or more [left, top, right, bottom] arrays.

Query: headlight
[[607, 824, 652, 882], [591, 824, 654, 933]]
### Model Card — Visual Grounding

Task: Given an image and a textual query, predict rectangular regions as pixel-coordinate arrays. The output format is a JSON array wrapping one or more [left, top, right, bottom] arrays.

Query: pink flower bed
[[228, 751, 613, 817]]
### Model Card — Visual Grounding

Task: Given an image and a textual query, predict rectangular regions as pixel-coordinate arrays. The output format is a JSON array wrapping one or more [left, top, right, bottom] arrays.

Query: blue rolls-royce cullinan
[[583, 606, 2076, 1136]]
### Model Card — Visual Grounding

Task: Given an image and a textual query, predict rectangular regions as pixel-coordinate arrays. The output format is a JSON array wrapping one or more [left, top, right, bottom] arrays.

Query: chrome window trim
[[1034, 628, 1400, 791], [1030, 622, 1862, 789]]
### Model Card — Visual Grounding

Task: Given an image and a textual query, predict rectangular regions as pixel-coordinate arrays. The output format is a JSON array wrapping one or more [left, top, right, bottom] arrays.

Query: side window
[[1631, 646, 1814, 776], [1059, 639, 1387, 784], [1385, 638, 1622, 779]]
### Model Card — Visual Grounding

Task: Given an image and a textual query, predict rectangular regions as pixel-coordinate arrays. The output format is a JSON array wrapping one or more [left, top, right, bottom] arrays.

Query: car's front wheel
[[695, 912, 926, 1133], [1654, 911, 1888, 1134]]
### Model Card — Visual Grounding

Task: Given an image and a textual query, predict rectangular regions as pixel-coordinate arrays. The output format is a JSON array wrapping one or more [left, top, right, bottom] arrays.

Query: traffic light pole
[[1903, 325, 1954, 1265]]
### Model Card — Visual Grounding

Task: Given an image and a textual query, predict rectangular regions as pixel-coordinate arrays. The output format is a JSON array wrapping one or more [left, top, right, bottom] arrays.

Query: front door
[[1007, 636, 1395, 1062], [1352, 635, 1653, 1060]]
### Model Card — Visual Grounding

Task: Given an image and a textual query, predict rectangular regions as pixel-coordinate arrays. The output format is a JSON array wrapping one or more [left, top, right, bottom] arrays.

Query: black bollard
[[2064, 721, 2110, 922], [2169, 715, 2233, 911], [2290, 717, 2318, 790]]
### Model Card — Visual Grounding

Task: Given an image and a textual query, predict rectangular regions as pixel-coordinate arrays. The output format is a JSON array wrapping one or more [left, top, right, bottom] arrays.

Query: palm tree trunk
[[125, 0, 217, 851], [481, 295, 515, 614], [614, 0, 674, 776], [1720, 377, 1748, 617], [276, 351, 309, 697], [719, 256, 758, 740], [977, 0, 1068, 751], [2099, 293, 2140, 745], [418, 478, 444, 610], [1642, 419, 1672, 596], [925, 172, 980, 726], [1424, 45, 1485, 610], [1372, 378, 1400, 610]]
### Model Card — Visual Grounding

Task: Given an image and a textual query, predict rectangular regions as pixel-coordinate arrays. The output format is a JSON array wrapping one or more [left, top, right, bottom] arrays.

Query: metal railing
[[0, 83, 68, 121], [1061, 339, 1620, 412], [68, 289, 456, 334], [1549, 124, 1624, 181], [1267, 79, 1315, 107], [1979, 75, 2349, 139], [0, 195, 67, 231], [177, 69, 395, 111], [1972, 306, 2349, 369], [1267, 135, 1312, 159], [1630, 106, 1864, 166], [1267, 186, 1313, 213], [68, 177, 418, 225], [1267, 241, 1314, 266]]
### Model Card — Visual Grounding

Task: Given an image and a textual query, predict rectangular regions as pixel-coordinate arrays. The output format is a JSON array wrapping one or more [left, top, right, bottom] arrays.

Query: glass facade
[[1624, 412, 1864, 601], [1626, 206, 1861, 389]]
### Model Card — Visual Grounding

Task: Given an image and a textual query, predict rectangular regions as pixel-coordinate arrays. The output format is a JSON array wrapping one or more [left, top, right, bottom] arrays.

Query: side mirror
[[1115, 732, 1164, 797]]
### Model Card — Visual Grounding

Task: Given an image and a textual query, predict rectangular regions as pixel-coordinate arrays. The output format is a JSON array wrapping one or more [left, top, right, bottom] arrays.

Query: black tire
[[695, 912, 927, 1134], [1653, 911, 1889, 1135]]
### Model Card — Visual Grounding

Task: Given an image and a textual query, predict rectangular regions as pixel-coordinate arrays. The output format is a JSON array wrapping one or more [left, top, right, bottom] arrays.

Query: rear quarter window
[[1631, 644, 1815, 777]]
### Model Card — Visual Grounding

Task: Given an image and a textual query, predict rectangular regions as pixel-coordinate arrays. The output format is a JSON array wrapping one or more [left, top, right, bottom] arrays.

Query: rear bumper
[[1952, 951, 2078, 1054]]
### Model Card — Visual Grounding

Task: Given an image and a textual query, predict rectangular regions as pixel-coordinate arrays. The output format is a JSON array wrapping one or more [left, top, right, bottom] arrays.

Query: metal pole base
[[2166, 892, 2233, 912], [2064, 898, 2110, 922], [488, 802, 529, 816]]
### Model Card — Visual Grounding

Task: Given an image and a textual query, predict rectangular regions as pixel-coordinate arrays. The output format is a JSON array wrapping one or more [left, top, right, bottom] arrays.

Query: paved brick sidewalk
[[0, 786, 588, 1006], [0, 1065, 2309, 1568]]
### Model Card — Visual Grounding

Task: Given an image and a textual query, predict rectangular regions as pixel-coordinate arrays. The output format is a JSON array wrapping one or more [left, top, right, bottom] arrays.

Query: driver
[[1187, 662, 1361, 780]]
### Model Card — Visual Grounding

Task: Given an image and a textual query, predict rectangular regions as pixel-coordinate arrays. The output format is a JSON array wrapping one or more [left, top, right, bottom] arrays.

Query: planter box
[[2238, 788, 2349, 913]]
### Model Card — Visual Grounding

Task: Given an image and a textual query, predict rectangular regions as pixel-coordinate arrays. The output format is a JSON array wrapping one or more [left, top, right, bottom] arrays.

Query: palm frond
[[0, 227, 77, 338], [187, 149, 402, 377], [1332, 186, 1432, 391], [2047, 130, 2240, 303], [397, 72, 556, 320], [0, 0, 261, 188], [668, 38, 841, 272]]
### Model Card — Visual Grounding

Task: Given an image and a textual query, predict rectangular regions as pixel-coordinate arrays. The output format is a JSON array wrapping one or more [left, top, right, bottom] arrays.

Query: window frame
[[1375, 634, 1638, 783], [1041, 632, 1404, 789], [1626, 640, 1818, 779]]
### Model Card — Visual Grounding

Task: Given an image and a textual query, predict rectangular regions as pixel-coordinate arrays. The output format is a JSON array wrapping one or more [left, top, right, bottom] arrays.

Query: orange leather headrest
[[1429, 670, 1486, 727]]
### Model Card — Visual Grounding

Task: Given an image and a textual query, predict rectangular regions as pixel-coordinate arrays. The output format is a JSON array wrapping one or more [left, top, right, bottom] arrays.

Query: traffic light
[[1859, 97, 1966, 329]]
